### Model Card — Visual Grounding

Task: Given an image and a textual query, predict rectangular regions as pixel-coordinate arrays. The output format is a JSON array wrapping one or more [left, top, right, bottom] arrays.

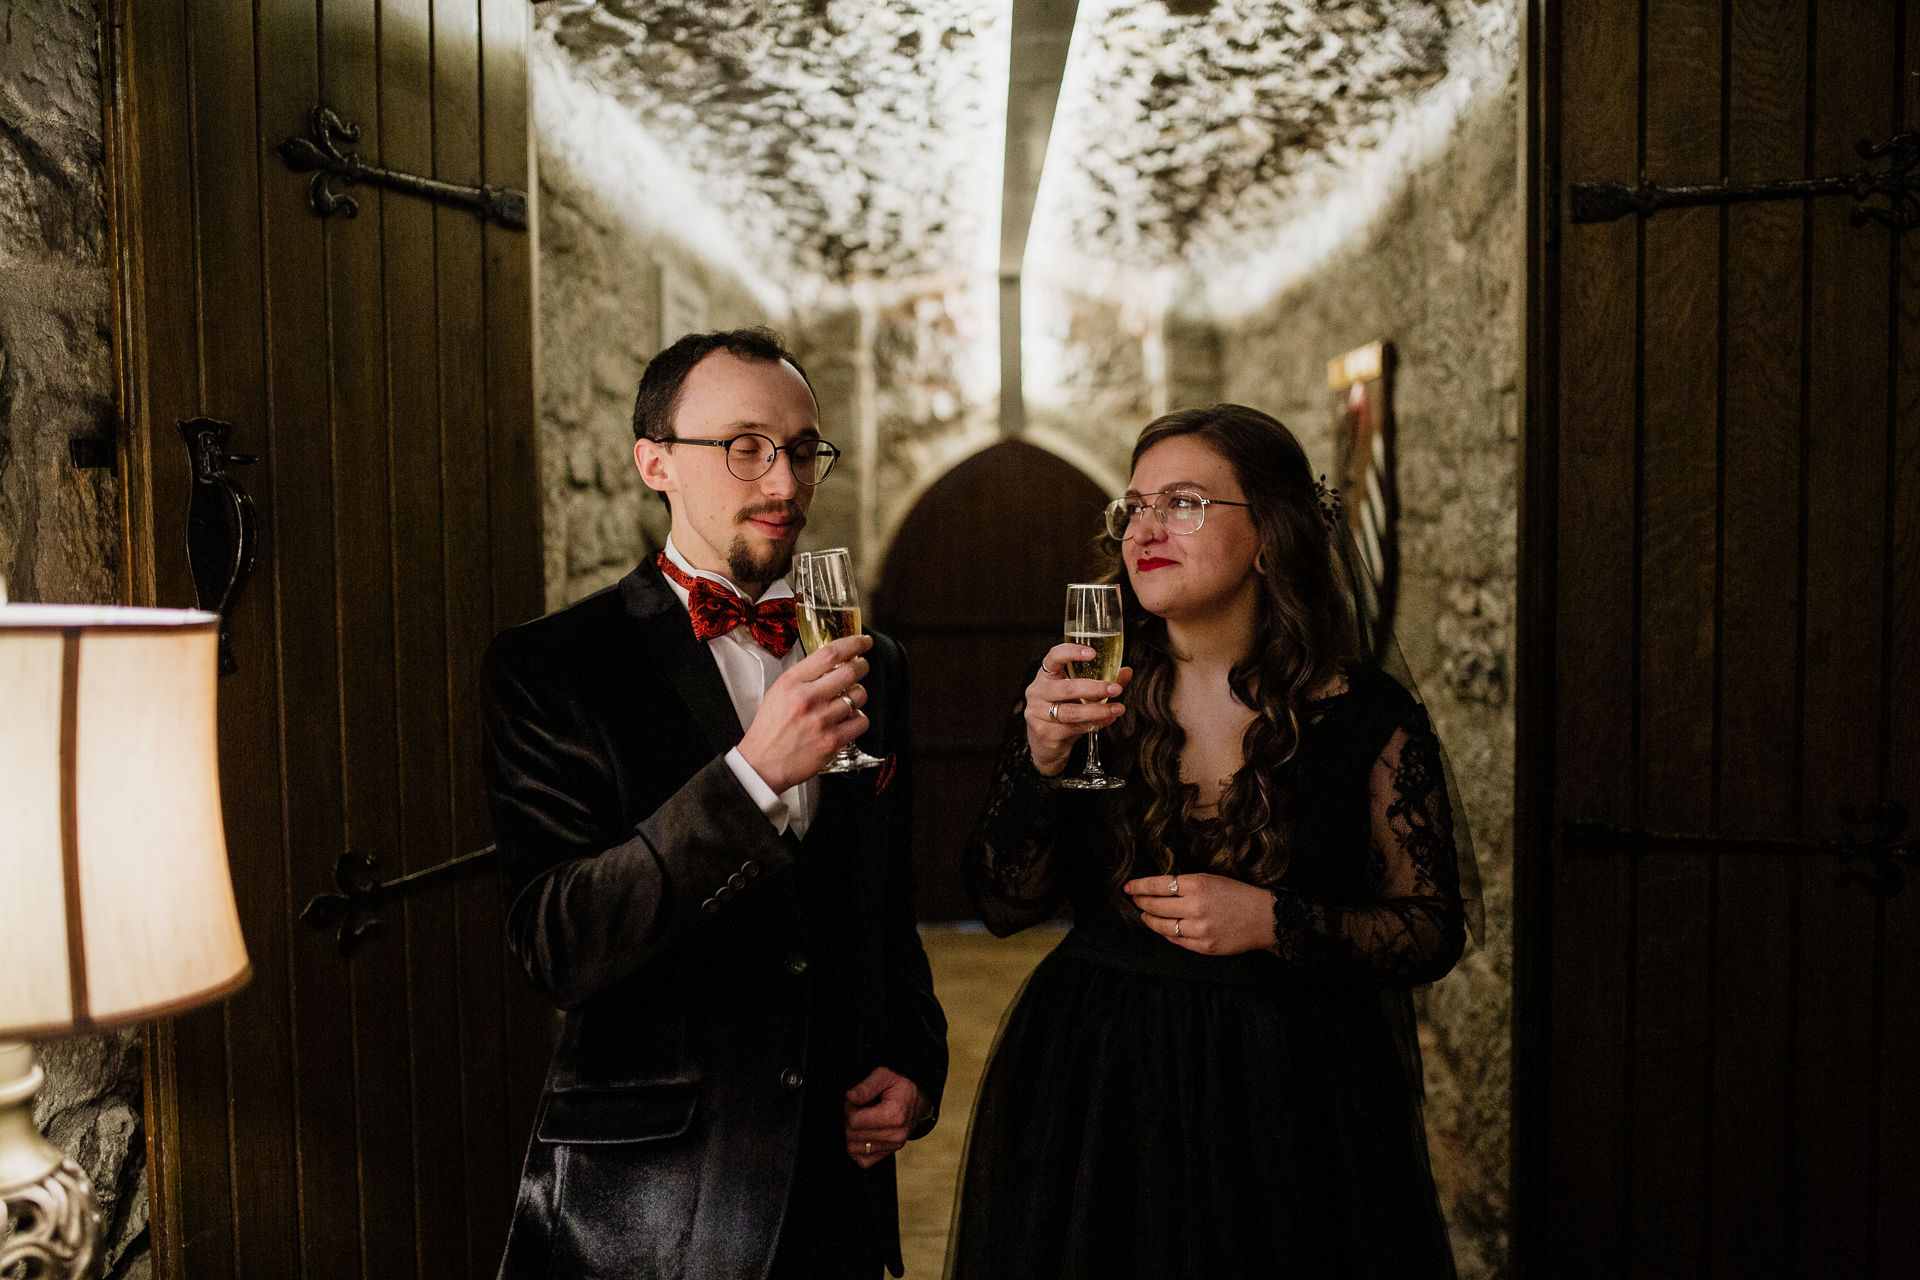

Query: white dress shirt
[[661, 535, 817, 839]]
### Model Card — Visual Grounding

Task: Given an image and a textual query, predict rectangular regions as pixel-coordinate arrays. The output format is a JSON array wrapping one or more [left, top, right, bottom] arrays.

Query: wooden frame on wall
[[1326, 339, 1399, 655], [96, 0, 183, 1261]]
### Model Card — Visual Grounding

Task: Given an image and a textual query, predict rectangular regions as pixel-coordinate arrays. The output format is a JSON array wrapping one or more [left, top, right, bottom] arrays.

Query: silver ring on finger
[[1040, 663, 1061, 677], [1048, 702, 1060, 722], [1169, 877, 1179, 895], [1173, 919, 1181, 937], [841, 693, 857, 716]]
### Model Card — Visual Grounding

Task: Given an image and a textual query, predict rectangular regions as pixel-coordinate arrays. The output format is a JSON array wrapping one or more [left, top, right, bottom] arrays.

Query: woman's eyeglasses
[[668, 434, 841, 485], [1104, 489, 1250, 540]]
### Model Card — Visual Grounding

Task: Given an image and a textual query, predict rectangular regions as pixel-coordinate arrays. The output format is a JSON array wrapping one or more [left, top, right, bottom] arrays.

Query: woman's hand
[[1124, 872, 1278, 956], [1025, 643, 1131, 777]]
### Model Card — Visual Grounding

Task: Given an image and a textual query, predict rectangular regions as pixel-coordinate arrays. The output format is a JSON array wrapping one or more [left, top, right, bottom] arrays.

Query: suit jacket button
[[784, 952, 808, 976], [715, 884, 735, 904], [742, 861, 761, 878], [727, 873, 747, 891], [701, 897, 720, 915], [781, 1068, 804, 1091]]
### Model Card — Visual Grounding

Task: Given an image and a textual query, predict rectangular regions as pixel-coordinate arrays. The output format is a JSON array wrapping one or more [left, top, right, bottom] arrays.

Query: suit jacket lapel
[[620, 558, 743, 759]]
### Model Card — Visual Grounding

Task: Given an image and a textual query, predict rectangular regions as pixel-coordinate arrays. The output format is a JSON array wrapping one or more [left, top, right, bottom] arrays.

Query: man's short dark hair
[[631, 327, 814, 443]]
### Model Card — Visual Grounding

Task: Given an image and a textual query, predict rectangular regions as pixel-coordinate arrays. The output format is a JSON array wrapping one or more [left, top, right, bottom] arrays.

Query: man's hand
[[843, 1066, 928, 1169], [737, 634, 874, 794]]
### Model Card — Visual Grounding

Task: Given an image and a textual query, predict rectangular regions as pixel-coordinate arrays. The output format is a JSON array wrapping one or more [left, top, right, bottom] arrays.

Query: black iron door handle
[[179, 416, 258, 675]]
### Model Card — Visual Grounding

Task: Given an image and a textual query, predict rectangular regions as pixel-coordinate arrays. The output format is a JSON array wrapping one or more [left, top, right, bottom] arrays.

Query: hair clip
[[1313, 476, 1342, 529]]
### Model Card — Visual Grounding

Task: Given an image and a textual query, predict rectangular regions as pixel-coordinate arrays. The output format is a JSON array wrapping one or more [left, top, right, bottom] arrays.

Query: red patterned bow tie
[[656, 552, 799, 657]]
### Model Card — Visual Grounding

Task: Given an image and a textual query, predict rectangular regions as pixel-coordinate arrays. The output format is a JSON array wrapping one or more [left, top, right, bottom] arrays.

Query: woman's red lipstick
[[1134, 557, 1178, 572]]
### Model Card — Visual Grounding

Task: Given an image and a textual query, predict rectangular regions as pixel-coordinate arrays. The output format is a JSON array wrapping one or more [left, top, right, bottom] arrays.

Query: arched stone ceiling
[[539, 0, 1004, 283], [1051, 0, 1456, 263], [539, 0, 1472, 284]]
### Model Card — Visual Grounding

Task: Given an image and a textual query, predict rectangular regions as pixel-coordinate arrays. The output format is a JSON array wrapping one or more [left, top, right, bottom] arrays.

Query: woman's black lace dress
[[949, 664, 1463, 1280]]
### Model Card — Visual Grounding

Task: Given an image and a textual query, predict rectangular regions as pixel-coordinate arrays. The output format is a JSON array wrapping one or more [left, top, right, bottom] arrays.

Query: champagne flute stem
[[1084, 728, 1105, 778]]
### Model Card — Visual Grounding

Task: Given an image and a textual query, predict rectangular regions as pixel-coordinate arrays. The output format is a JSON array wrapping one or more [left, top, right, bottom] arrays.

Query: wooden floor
[[895, 923, 1068, 1277]]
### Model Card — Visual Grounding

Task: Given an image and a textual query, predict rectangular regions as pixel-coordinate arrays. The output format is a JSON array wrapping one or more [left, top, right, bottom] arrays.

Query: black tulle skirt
[[947, 926, 1457, 1280]]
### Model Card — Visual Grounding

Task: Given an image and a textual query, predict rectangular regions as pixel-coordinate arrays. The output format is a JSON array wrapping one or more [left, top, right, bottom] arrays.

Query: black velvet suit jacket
[[481, 559, 947, 1280]]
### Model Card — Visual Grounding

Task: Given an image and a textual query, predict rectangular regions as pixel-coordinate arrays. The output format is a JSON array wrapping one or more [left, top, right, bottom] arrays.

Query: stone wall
[[0, 0, 118, 605], [535, 27, 1007, 601], [851, 274, 999, 578], [1022, 272, 1162, 493], [0, 0, 149, 1275], [1211, 70, 1520, 1280], [533, 32, 791, 610]]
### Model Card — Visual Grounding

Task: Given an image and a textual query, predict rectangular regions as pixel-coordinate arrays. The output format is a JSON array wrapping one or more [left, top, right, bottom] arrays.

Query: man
[[483, 328, 946, 1279]]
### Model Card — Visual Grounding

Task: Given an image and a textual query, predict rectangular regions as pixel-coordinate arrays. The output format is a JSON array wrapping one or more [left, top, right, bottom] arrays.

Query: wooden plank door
[[871, 441, 1110, 921], [110, 0, 554, 1274], [1517, 1, 1919, 1275]]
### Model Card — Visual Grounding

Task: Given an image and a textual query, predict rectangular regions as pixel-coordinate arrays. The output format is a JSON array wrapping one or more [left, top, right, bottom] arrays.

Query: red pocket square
[[874, 753, 898, 796]]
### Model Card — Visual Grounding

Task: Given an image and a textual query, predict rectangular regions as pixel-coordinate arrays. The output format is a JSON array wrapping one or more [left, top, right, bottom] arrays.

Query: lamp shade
[[0, 605, 250, 1038]]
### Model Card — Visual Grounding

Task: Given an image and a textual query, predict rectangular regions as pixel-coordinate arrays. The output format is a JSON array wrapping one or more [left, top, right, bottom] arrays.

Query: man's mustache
[[736, 500, 807, 531]]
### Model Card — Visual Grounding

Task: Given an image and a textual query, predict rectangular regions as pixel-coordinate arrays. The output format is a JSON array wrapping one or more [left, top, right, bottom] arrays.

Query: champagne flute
[[1056, 583, 1125, 790], [793, 548, 884, 773]]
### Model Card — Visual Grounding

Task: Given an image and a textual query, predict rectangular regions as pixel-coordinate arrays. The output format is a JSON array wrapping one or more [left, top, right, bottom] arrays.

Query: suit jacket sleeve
[[480, 627, 797, 1011], [871, 634, 948, 1129]]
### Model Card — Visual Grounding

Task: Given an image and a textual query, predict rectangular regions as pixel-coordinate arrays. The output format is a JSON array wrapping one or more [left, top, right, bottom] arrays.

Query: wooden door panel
[[1526, 2, 1917, 1276], [1883, 22, 1920, 1270], [177, 4, 306, 1277], [1791, 5, 1898, 1275], [1708, 7, 1808, 1273], [122, 0, 224, 1269], [1545, 0, 1638, 1267], [873, 441, 1111, 921], [434, 6, 520, 1267], [1631, 2, 1723, 1269], [121, 1, 550, 1274]]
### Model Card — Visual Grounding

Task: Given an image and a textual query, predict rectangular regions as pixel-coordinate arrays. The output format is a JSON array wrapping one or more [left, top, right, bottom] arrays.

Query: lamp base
[[0, 1041, 100, 1280]]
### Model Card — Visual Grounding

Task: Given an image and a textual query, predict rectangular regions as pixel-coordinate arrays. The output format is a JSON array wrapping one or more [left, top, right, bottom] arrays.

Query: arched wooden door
[[871, 441, 1111, 921]]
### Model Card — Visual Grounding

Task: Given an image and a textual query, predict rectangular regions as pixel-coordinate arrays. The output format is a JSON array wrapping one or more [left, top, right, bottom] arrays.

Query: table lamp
[[0, 604, 251, 1277]]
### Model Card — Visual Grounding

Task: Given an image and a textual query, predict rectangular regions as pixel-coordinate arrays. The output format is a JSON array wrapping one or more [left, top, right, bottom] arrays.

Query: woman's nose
[[1133, 509, 1168, 546]]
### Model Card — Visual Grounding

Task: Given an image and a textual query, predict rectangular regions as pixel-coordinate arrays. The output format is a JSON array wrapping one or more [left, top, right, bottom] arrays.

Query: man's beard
[[728, 500, 807, 588]]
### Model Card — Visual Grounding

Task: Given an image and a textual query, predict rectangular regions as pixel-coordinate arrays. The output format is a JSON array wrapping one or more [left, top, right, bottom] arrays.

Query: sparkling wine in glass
[[1056, 582, 1125, 790], [793, 548, 884, 774]]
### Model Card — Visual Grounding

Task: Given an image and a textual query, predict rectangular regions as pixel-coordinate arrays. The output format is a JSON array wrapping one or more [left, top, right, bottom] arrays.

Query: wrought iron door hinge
[[1572, 132, 1919, 232], [275, 106, 528, 232], [1561, 803, 1919, 898], [301, 845, 499, 957]]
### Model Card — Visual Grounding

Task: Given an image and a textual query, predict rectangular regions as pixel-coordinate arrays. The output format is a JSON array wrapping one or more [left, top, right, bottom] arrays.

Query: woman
[[949, 405, 1463, 1279]]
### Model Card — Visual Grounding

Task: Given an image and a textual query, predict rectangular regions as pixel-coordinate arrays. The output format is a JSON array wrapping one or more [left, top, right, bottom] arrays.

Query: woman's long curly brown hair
[[1103, 404, 1359, 889]]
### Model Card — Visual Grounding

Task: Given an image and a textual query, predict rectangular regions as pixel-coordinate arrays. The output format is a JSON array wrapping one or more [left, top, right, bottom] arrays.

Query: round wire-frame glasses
[[1104, 489, 1251, 540], [668, 433, 841, 485]]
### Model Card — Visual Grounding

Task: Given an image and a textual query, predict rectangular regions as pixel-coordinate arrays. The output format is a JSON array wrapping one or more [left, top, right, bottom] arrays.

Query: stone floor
[[895, 923, 1069, 1277]]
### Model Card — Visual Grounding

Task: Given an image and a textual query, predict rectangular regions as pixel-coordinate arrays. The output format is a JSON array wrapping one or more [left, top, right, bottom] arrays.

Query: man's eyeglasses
[[667, 434, 841, 485], [1104, 489, 1251, 540]]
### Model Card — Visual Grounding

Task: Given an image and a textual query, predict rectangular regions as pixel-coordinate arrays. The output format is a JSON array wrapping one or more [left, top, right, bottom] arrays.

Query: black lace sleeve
[[1270, 703, 1465, 984], [961, 696, 1069, 936]]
